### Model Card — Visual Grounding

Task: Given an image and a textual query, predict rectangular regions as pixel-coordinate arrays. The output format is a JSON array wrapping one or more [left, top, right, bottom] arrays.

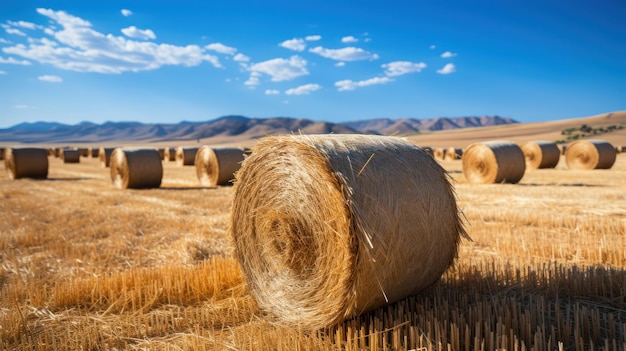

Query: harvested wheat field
[[1, 141, 626, 350]]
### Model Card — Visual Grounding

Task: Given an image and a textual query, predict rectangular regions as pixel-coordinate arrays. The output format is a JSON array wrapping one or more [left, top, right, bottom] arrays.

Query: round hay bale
[[157, 148, 166, 160], [614, 145, 625, 153], [230, 134, 466, 329], [558, 144, 567, 155], [433, 147, 445, 161], [444, 147, 463, 161], [90, 147, 99, 158], [164, 147, 176, 161], [419, 146, 434, 157], [565, 140, 616, 170], [61, 149, 80, 163], [195, 146, 246, 186], [520, 141, 560, 169], [176, 147, 199, 166], [4, 147, 49, 180], [462, 141, 526, 184], [99, 147, 116, 168], [0, 148, 5, 161], [77, 148, 89, 157], [110, 148, 163, 189], [47, 148, 55, 157]]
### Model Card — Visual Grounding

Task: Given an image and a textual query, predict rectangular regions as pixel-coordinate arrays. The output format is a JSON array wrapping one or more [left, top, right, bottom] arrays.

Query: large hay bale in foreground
[[230, 134, 466, 329], [195, 146, 246, 186], [60, 149, 80, 163], [4, 147, 49, 180], [462, 141, 526, 184], [520, 141, 560, 170], [99, 147, 116, 168], [176, 147, 199, 166], [110, 148, 163, 189], [444, 147, 463, 161], [565, 140, 616, 170]]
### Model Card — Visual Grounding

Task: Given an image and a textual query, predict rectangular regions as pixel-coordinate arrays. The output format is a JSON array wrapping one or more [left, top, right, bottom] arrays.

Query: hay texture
[[565, 140, 616, 170], [462, 141, 526, 184], [444, 147, 463, 161], [176, 147, 199, 166], [230, 134, 466, 329], [195, 146, 246, 186], [520, 141, 560, 170], [99, 147, 116, 168], [110, 148, 163, 189], [4, 147, 49, 180], [61, 149, 80, 163]]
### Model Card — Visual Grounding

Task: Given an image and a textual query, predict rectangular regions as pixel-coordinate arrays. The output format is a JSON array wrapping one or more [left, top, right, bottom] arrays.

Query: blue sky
[[1, 1, 625, 128]]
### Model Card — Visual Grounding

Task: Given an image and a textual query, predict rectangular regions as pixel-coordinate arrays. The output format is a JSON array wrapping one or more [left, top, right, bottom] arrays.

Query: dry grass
[[1, 151, 625, 350]]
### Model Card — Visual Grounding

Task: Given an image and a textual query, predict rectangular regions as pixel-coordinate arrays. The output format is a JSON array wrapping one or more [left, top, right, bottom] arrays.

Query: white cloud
[[0, 70, 6, 74], [285, 83, 320, 95], [382, 61, 426, 77], [15, 104, 32, 109], [441, 51, 457, 58], [309, 46, 378, 61], [279, 38, 306, 52], [430, 45, 436, 49], [265, 89, 280, 95], [8, 21, 38, 30], [2, 8, 222, 73], [335, 76, 393, 91], [121, 26, 156, 40], [437, 63, 456, 75], [0, 38, 11, 44], [5, 28, 26, 36], [335, 61, 345, 67], [248, 55, 308, 82], [245, 71, 261, 86], [121, 9, 133, 17], [38, 75, 62, 82], [341, 36, 358, 43], [305, 35, 321, 41], [0, 56, 31, 65], [233, 53, 250, 62], [205, 42, 237, 55]]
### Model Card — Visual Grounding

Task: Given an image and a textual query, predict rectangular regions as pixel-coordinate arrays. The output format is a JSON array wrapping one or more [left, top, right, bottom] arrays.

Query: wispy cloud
[[430, 44, 436, 49], [437, 63, 456, 75], [0, 38, 11, 44], [245, 71, 261, 86], [0, 56, 31, 65], [0, 70, 7, 74], [233, 53, 250, 62], [382, 61, 426, 77], [341, 36, 358, 43], [286, 83, 320, 95], [247, 55, 309, 82], [441, 51, 457, 58], [1, 8, 221, 74], [14, 104, 33, 109], [309, 46, 378, 61], [335, 62, 346, 67], [121, 26, 156, 40], [265, 89, 280, 95], [279, 38, 306, 52], [335, 76, 393, 91], [121, 9, 133, 17], [8, 21, 38, 30], [4, 27, 26, 36], [305, 35, 321, 41], [38, 75, 62, 82], [205, 42, 237, 55]]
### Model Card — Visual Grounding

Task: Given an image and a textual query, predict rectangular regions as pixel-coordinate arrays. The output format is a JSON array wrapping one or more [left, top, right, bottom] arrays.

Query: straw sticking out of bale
[[4, 147, 49, 180], [110, 148, 163, 189], [444, 147, 463, 161], [99, 147, 116, 168], [176, 147, 199, 166], [520, 141, 560, 170], [565, 140, 616, 170], [195, 146, 246, 186], [61, 149, 80, 163], [462, 141, 526, 184], [230, 134, 466, 330]]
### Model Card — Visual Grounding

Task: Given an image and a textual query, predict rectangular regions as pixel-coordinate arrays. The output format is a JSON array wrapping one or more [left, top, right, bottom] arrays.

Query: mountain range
[[0, 115, 517, 144]]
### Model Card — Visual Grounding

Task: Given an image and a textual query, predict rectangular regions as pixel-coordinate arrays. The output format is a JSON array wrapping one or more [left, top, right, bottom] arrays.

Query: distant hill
[[0, 115, 518, 144]]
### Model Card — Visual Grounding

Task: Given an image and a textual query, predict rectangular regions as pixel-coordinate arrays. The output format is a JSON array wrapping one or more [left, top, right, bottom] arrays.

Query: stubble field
[[1, 150, 625, 350]]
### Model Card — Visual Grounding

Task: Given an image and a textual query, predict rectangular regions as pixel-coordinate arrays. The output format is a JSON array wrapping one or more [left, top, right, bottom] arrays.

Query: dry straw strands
[[4, 147, 49, 180], [230, 134, 466, 330], [176, 147, 199, 166], [444, 147, 463, 161], [565, 140, 617, 170], [520, 141, 560, 170], [195, 146, 246, 186], [462, 141, 526, 184], [99, 147, 116, 168], [61, 148, 80, 163], [110, 148, 163, 189]]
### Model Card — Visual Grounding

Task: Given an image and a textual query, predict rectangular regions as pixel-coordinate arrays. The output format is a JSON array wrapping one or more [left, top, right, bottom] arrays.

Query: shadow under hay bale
[[98, 147, 116, 168], [4, 147, 49, 180], [520, 141, 560, 170], [195, 146, 246, 187], [462, 141, 526, 184], [61, 149, 80, 163], [565, 140, 616, 170], [110, 148, 163, 189], [230, 134, 467, 330], [176, 147, 199, 166]]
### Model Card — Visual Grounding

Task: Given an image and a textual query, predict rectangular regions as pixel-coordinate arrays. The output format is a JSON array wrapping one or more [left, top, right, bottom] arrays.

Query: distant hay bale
[[176, 147, 199, 166], [47, 148, 55, 157], [110, 148, 163, 189], [565, 140, 617, 170], [520, 141, 560, 170], [558, 144, 567, 155], [157, 148, 165, 159], [90, 147, 99, 158], [0, 148, 5, 161], [195, 146, 246, 186], [614, 145, 625, 153], [462, 141, 526, 184], [444, 147, 463, 161], [98, 147, 116, 168], [433, 147, 445, 160], [4, 147, 49, 180], [77, 148, 89, 157], [230, 134, 466, 329], [61, 149, 80, 163], [163, 147, 176, 161]]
